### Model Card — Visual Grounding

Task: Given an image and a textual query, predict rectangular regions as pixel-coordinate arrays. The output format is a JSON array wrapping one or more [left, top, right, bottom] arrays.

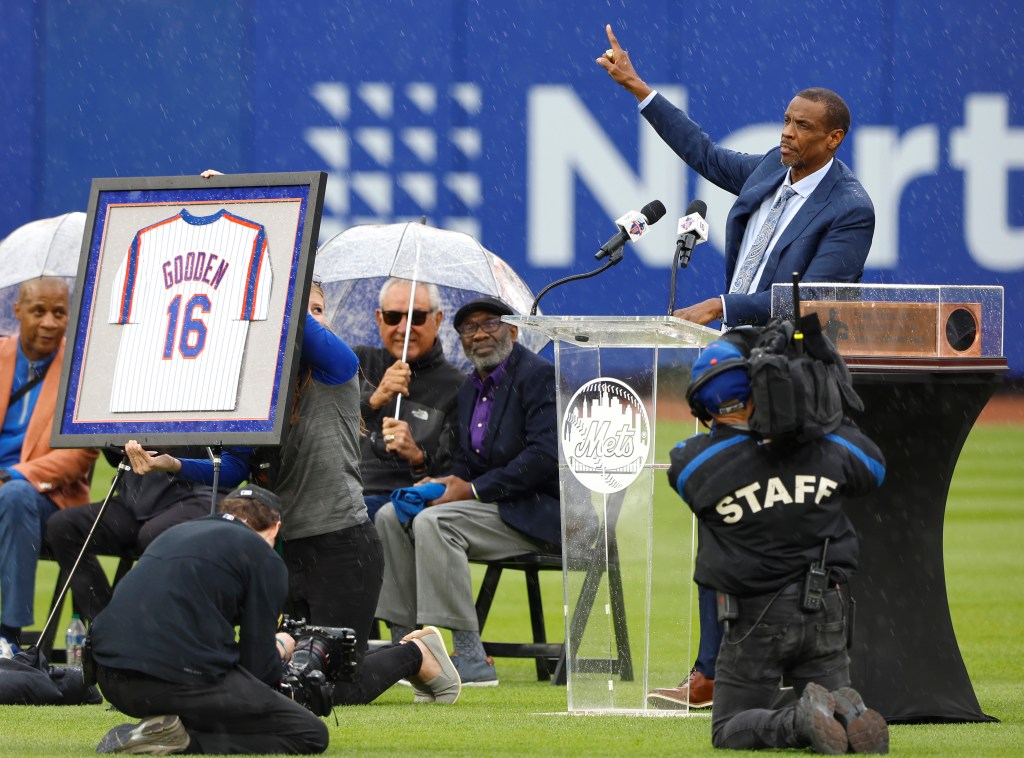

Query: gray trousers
[[375, 500, 548, 631]]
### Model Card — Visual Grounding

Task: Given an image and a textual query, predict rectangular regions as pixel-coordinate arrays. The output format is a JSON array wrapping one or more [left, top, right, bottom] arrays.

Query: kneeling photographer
[[90, 486, 328, 755]]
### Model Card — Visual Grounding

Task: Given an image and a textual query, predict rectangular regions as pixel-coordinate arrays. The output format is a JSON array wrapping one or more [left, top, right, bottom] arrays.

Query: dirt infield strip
[[978, 394, 1024, 425]]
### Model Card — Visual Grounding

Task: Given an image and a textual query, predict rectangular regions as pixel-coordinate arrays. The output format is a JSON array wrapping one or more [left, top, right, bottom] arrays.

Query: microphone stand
[[667, 238, 697, 316], [530, 249, 624, 316]]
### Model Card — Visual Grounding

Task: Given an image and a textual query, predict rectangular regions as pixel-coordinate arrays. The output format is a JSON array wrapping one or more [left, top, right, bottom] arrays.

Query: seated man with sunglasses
[[375, 296, 561, 686], [354, 278, 465, 521]]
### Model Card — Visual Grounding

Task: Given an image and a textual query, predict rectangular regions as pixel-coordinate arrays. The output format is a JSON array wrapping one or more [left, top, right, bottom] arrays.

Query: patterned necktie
[[730, 185, 798, 294]]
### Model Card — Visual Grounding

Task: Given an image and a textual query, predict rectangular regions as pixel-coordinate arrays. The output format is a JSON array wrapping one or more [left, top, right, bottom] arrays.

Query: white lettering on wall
[[527, 85, 687, 267], [950, 94, 1024, 271], [855, 125, 940, 269]]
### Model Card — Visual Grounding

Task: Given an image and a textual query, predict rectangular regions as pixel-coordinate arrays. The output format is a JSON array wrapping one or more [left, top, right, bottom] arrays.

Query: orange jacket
[[0, 336, 98, 508]]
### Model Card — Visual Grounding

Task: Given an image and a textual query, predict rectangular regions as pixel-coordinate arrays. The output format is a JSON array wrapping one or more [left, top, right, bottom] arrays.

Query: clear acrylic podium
[[506, 315, 720, 714]]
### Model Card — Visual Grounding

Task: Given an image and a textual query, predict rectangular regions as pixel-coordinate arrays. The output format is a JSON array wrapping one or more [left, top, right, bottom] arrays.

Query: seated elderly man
[[354, 278, 464, 521], [375, 296, 560, 686], [0, 277, 97, 654]]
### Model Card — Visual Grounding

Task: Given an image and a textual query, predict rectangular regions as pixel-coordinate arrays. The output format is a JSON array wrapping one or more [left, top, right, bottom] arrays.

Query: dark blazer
[[450, 341, 560, 546], [643, 93, 875, 326]]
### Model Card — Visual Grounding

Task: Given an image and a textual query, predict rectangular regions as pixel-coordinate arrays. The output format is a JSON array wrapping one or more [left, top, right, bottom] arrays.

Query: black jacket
[[91, 515, 288, 686], [101, 446, 221, 521], [668, 420, 885, 596], [354, 341, 464, 494]]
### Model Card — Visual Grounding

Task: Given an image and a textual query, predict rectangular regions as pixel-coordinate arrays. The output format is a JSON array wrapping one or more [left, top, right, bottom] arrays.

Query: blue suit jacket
[[643, 93, 875, 326], [450, 341, 561, 546]]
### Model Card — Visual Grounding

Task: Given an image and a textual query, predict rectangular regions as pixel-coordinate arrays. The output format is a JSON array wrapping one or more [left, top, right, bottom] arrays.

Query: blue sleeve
[[176, 447, 253, 488], [301, 312, 359, 385], [826, 424, 886, 493], [641, 93, 762, 194]]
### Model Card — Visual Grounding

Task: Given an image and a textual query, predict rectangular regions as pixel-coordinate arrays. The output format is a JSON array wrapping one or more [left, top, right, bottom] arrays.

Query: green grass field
[[1, 423, 1021, 756]]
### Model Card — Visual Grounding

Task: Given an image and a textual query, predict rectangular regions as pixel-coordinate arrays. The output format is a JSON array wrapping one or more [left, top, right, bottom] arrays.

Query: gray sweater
[[275, 376, 366, 540]]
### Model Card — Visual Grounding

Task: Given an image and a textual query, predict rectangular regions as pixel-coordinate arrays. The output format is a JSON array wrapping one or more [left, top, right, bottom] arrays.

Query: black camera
[[276, 616, 358, 717]]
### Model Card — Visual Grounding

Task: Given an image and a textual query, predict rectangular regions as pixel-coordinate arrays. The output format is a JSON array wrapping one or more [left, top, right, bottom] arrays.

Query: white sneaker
[[0, 637, 18, 659]]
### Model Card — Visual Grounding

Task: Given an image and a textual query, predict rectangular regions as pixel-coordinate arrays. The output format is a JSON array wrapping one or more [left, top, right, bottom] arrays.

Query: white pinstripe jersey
[[108, 208, 273, 412]]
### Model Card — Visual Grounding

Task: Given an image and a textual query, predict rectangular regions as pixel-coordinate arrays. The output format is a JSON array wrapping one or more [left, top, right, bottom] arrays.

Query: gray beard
[[467, 335, 514, 373]]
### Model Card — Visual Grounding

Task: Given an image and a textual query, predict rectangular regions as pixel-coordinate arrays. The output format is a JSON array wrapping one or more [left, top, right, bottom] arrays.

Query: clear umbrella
[[314, 222, 547, 374], [0, 212, 86, 336]]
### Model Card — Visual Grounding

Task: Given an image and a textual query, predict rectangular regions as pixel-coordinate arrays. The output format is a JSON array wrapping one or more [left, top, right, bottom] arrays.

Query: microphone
[[594, 200, 667, 261], [675, 199, 709, 268]]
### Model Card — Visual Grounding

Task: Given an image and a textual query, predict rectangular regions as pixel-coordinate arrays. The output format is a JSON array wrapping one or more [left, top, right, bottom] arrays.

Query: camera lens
[[291, 637, 330, 675]]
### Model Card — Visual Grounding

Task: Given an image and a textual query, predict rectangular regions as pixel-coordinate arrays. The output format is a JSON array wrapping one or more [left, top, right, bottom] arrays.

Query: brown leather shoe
[[647, 669, 714, 709]]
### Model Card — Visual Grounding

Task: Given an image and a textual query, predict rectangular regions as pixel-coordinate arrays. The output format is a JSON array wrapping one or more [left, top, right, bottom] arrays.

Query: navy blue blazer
[[643, 93, 875, 326], [450, 341, 561, 546]]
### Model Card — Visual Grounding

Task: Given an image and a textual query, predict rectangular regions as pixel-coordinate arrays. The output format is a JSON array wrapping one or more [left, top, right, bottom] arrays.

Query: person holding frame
[[126, 282, 462, 706]]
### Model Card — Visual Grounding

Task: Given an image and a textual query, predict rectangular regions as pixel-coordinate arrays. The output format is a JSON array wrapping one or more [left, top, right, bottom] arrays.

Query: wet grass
[[3, 423, 1022, 755]]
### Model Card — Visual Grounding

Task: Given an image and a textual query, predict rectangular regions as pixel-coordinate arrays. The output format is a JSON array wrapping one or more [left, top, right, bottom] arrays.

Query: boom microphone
[[675, 199, 709, 268], [594, 199, 667, 261]]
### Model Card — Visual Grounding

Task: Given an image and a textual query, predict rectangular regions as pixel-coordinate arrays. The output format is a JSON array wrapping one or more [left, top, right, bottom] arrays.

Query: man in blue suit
[[375, 297, 560, 687], [597, 24, 875, 712], [598, 25, 874, 328]]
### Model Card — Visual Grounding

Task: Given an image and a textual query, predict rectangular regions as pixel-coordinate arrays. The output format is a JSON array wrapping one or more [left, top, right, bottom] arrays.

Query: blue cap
[[690, 341, 751, 416]]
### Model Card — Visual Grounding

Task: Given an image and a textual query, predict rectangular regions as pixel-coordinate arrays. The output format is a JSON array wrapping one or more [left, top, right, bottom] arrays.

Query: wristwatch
[[409, 448, 431, 476], [0, 469, 11, 484]]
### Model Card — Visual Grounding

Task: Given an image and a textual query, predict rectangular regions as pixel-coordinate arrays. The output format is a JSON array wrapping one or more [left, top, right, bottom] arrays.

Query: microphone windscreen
[[641, 199, 667, 225], [685, 199, 708, 218]]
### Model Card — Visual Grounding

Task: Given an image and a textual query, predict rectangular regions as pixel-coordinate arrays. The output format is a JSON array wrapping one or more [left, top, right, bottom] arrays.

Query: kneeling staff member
[[670, 341, 890, 754]]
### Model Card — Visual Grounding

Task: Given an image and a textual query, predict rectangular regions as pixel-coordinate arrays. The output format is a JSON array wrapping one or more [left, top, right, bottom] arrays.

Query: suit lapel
[[757, 163, 839, 288], [484, 344, 521, 447]]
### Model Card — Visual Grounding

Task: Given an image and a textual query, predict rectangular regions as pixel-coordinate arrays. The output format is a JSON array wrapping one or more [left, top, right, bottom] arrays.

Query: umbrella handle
[[394, 277, 421, 421]]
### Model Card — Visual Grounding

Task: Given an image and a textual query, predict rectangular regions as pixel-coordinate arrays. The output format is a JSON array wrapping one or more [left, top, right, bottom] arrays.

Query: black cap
[[453, 296, 515, 330], [226, 484, 282, 515]]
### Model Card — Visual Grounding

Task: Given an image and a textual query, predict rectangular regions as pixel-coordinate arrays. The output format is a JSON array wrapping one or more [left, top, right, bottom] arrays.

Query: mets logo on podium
[[561, 378, 650, 494]]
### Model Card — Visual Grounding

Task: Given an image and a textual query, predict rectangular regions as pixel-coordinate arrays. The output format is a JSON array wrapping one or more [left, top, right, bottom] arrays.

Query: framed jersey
[[51, 172, 326, 447]]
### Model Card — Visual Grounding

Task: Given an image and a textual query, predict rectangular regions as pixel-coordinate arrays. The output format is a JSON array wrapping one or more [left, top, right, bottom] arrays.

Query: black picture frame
[[51, 171, 326, 448]]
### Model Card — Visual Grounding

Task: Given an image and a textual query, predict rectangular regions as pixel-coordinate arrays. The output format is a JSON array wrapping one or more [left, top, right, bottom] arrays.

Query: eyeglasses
[[457, 317, 504, 337], [381, 310, 433, 326]]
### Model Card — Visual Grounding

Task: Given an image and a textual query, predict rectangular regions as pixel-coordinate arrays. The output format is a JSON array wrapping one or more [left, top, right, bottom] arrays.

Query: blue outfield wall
[[2, 0, 1022, 370]]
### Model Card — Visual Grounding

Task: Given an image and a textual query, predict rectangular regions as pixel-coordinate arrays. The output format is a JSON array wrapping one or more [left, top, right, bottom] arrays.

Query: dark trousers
[[695, 585, 724, 679], [711, 585, 850, 750], [282, 520, 421, 705], [96, 664, 328, 755], [46, 497, 212, 622]]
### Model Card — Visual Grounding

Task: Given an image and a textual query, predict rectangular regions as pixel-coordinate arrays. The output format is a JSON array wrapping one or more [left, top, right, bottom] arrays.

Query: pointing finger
[[605, 23, 621, 51]]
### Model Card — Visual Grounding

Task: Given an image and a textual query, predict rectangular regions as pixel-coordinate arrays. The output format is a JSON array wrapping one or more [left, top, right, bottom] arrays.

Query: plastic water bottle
[[65, 613, 86, 668]]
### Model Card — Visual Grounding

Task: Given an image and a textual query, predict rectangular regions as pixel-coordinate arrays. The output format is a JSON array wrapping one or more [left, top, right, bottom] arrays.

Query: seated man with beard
[[374, 297, 560, 686]]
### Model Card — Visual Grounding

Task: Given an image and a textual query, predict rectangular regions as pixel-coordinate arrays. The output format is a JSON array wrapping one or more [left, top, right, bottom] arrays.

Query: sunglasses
[[456, 317, 504, 337], [381, 309, 433, 326]]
